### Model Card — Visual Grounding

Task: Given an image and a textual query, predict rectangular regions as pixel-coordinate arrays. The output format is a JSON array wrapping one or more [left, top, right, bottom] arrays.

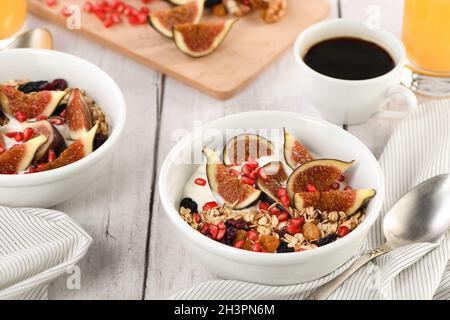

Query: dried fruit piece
[[315, 234, 338, 247], [294, 189, 376, 216], [23, 120, 66, 163], [148, 0, 204, 38], [286, 159, 355, 198], [17, 81, 49, 94], [65, 89, 93, 140], [180, 197, 198, 213], [223, 134, 274, 165], [0, 135, 47, 174], [0, 85, 66, 119], [302, 222, 321, 241], [283, 128, 313, 169], [204, 148, 261, 209], [256, 161, 288, 205], [173, 19, 236, 58], [42, 122, 98, 171]]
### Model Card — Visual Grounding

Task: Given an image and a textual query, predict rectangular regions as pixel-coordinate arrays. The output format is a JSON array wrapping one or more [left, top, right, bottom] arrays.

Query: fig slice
[[65, 89, 93, 140], [223, 134, 274, 165], [204, 147, 261, 209], [283, 128, 313, 169], [256, 161, 288, 204], [286, 159, 355, 198], [43, 122, 98, 172], [0, 135, 47, 174], [294, 189, 376, 216], [148, 0, 204, 38], [173, 19, 236, 58], [0, 85, 66, 119], [23, 120, 66, 162]]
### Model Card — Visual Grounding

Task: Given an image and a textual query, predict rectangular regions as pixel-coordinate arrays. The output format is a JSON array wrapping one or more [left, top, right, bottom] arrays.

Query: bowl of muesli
[[0, 49, 126, 207], [159, 111, 384, 284]]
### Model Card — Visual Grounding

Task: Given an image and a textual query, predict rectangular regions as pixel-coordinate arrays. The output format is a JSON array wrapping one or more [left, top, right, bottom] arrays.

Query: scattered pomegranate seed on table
[[194, 178, 206, 186]]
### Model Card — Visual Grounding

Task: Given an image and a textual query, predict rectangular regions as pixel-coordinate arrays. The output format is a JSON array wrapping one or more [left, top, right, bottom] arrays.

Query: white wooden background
[[24, 0, 433, 299]]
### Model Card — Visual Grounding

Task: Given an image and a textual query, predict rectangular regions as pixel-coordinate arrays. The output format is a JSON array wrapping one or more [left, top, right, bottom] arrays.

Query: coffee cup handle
[[374, 84, 418, 119]]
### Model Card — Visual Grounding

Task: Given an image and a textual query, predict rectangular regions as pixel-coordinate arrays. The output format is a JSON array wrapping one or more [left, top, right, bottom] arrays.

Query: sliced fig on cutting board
[[204, 147, 261, 209], [173, 19, 236, 58], [0, 85, 66, 119], [24, 120, 66, 162], [256, 161, 288, 203], [65, 89, 93, 140], [294, 189, 376, 216], [223, 134, 274, 165], [286, 159, 355, 197], [43, 122, 98, 172], [284, 128, 313, 169], [148, 0, 204, 38], [0, 135, 47, 173]]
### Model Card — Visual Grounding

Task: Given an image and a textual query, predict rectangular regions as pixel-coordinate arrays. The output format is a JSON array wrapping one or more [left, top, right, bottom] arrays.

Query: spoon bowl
[[2, 28, 53, 50]]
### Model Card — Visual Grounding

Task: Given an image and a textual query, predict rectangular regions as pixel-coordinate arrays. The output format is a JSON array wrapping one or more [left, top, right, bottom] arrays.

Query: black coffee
[[303, 37, 395, 80]]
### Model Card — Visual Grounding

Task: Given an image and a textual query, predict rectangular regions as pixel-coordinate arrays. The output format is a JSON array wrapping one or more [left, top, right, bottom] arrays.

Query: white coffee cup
[[294, 19, 417, 125]]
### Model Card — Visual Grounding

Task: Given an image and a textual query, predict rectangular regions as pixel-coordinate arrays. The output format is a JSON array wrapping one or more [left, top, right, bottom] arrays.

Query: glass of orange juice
[[0, 0, 27, 43], [402, 0, 450, 96]]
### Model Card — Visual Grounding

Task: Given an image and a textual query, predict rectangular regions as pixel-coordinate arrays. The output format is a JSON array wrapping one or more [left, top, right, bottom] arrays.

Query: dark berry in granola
[[314, 234, 338, 247], [277, 241, 295, 253], [93, 134, 108, 151], [180, 198, 198, 213], [224, 226, 237, 245], [42, 79, 68, 91], [225, 218, 247, 230], [205, 0, 222, 8], [18, 81, 49, 93]]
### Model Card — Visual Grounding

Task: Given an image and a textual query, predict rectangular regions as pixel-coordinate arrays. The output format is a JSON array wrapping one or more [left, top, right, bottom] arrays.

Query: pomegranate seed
[[251, 243, 262, 252], [104, 17, 114, 28], [306, 183, 317, 192], [128, 15, 141, 25], [137, 13, 148, 24], [202, 201, 218, 211], [247, 229, 259, 241], [200, 223, 210, 234], [287, 223, 301, 235], [111, 13, 122, 24], [242, 177, 255, 185], [193, 213, 200, 223], [45, 0, 58, 7], [229, 169, 240, 176], [140, 7, 150, 14], [23, 128, 34, 142], [48, 149, 56, 162], [257, 167, 269, 180], [217, 221, 226, 230], [14, 111, 27, 123], [27, 166, 37, 174], [277, 213, 289, 222], [14, 132, 24, 142], [269, 206, 280, 215], [36, 163, 46, 172], [259, 201, 270, 211], [49, 118, 64, 126], [291, 217, 305, 227], [95, 11, 107, 21], [338, 174, 345, 182], [61, 6, 72, 17], [84, 2, 94, 12], [59, 109, 66, 118], [209, 225, 219, 239], [234, 240, 245, 249], [216, 229, 226, 241], [241, 164, 252, 175], [247, 169, 258, 180], [330, 182, 340, 190], [36, 115, 48, 121], [277, 187, 287, 197], [337, 226, 350, 237], [280, 195, 290, 207], [194, 178, 206, 186], [344, 186, 353, 191], [5, 132, 17, 139]]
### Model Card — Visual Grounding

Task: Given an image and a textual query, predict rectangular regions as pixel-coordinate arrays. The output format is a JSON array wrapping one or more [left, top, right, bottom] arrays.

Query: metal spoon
[[2, 28, 53, 50], [309, 174, 450, 300]]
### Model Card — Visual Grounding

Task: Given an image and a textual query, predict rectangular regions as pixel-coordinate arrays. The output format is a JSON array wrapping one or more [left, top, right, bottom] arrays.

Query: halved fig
[[294, 189, 376, 216], [286, 159, 355, 198], [24, 120, 66, 162], [173, 19, 236, 58], [43, 122, 98, 171], [0, 135, 47, 174], [0, 85, 66, 119], [148, 0, 204, 38], [284, 128, 313, 169], [223, 134, 274, 165], [204, 147, 261, 209], [65, 89, 93, 140], [256, 161, 288, 203]]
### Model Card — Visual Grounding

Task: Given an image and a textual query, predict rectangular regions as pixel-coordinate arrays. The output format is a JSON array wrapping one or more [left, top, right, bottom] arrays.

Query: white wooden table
[[25, 0, 432, 299]]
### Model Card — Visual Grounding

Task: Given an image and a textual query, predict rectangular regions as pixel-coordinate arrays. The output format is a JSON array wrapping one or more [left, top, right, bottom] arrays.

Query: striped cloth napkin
[[0, 207, 92, 300], [172, 99, 450, 300]]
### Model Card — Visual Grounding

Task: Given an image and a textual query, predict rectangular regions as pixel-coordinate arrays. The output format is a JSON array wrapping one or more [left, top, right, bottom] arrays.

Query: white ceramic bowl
[[0, 49, 126, 208], [159, 111, 384, 284]]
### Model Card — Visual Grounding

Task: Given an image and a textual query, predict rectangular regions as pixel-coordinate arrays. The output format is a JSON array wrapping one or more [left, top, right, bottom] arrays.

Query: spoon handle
[[308, 242, 393, 300]]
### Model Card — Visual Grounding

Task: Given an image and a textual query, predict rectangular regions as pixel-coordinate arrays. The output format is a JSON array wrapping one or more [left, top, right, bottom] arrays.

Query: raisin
[[18, 81, 49, 93], [180, 198, 198, 213], [225, 218, 247, 230], [277, 241, 294, 253], [42, 79, 68, 91], [93, 134, 108, 151], [224, 226, 237, 246], [314, 234, 338, 247], [205, 0, 222, 8]]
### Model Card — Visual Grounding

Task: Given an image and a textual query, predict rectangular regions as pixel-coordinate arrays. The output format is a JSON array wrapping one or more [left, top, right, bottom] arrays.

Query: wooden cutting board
[[28, 0, 329, 100]]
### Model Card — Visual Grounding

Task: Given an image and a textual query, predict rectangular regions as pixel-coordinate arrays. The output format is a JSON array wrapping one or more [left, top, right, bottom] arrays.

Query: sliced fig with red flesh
[[65, 89, 93, 140], [0, 135, 47, 174], [173, 19, 236, 58], [294, 189, 376, 216], [24, 120, 66, 162], [284, 128, 313, 169], [256, 161, 288, 204], [43, 122, 98, 172], [223, 134, 274, 165], [204, 147, 261, 209], [148, 0, 204, 38], [286, 159, 355, 198], [0, 85, 66, 119]]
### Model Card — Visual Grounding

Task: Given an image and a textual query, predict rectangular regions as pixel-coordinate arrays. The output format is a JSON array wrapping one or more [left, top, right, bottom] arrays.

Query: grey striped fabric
[[0, 207, 92, 300], [172, 99, 450, 300]]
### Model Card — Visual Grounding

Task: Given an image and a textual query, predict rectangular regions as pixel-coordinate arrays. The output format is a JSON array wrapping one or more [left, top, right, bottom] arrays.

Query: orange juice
[[402, 0, 450, 74], [0, 0, 27, 39]]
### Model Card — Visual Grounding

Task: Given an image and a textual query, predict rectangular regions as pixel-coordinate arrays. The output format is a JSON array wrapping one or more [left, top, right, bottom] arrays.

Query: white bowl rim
[[0, 48, 126, 186], [159, 110, 385, 265]]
